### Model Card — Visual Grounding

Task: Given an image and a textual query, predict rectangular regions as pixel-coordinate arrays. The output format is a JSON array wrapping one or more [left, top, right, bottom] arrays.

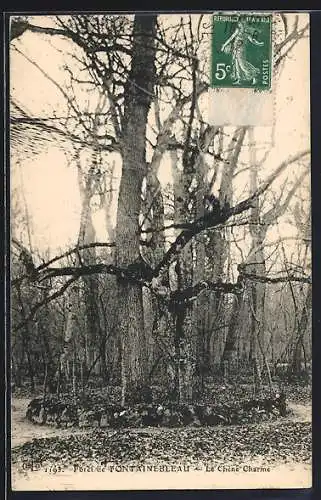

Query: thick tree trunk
[[115, 15, 157, 402], [142, 171, 167, 380], [171, 149, 195, 403], [173, 255, 195, 404]]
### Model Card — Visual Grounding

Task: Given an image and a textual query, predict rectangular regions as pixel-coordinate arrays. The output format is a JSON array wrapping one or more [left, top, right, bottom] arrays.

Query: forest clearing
[[11, 380, 311, 489]]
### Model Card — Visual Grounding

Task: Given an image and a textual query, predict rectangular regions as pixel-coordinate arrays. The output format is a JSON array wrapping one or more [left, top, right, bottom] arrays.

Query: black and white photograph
[[8, 11, 311, 490]]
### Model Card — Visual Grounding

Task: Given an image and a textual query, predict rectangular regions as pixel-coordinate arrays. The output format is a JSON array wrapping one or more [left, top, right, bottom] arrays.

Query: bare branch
[[240, 270, 311, 285], [263, 169, 309, 225], [13, 277, 78, 331], [153, 150, 309, 277], [169, 279, 243, 309], [36, 242, 116, 272]]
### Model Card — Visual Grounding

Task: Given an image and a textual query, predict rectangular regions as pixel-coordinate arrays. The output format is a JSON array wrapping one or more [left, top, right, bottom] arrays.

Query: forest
[[9, 13, 311, 487]]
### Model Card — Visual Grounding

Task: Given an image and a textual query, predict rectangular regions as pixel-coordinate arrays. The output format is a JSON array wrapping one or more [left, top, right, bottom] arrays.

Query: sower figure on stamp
[[221, 19, 264, 85]]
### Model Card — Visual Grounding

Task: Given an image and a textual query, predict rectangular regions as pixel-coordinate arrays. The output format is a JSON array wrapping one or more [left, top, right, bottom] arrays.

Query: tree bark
[[289, 286, 312, 376], [115, 15, 157, 400], [247, 128, 267, 393], [221, 290, 245, 369]]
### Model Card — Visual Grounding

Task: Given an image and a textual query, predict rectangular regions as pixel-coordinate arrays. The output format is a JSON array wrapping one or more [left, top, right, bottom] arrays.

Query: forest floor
[[10, 397, 311, 448], [10, 388, 312, 490]]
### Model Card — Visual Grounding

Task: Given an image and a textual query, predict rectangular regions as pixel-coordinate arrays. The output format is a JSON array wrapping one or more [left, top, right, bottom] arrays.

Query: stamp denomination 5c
[[211, 13, 272, 90]]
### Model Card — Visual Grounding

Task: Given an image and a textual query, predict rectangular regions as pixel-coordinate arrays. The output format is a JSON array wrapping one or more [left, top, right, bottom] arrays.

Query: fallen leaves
[[12, 421, 311, 472]]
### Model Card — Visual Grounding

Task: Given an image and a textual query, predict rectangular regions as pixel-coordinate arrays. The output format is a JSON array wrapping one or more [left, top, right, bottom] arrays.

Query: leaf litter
[[12, 421, 311, 472]]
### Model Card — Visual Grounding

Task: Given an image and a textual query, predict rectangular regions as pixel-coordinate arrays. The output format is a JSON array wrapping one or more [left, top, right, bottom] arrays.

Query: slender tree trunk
[[11, 355, 22, 387], [42, 363, 48, 402], [99, 339, 109, 383], [72, 350, 77, 403], [289, 286, 312, 377], [77, 167, 102, 380], [218, 128, 247, 375], [247, 128, 267, 394], [41, 322, 55, 392], [57, 285, 79, 390], [26, 349, 35, 391], [250, 284, 264, 394], [221, 291, 245, 370], [193, 154, 210, 384]]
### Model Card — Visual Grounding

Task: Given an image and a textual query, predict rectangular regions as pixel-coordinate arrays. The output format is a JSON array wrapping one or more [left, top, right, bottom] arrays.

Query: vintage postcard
[[8, 11, 311, 491]]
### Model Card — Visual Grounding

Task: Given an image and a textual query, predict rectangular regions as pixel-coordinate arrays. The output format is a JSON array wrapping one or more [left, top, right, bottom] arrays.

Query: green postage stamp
[[211, 13, 272, 90]]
